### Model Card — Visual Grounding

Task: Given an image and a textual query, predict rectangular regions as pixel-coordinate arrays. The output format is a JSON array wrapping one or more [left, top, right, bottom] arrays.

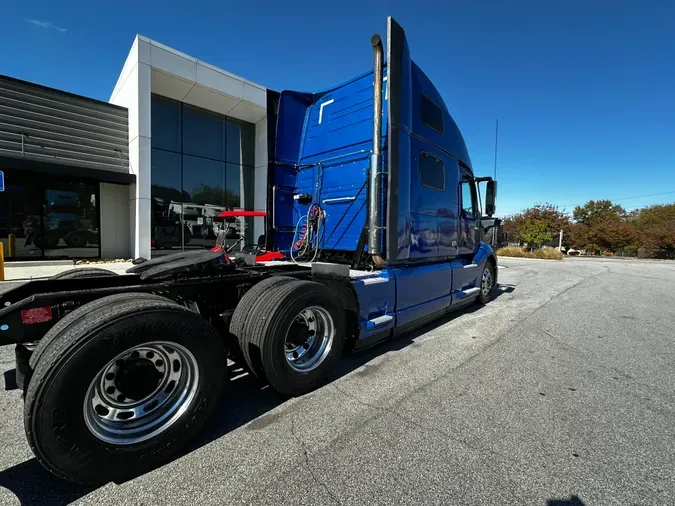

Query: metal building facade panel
[[0, 75, 129, 174]]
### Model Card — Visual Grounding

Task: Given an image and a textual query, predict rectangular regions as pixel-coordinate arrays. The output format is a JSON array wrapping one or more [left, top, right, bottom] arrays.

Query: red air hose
[[294, 222, 308, 250]]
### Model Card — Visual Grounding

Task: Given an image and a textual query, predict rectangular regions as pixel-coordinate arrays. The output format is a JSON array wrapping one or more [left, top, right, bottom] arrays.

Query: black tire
[[23, 288, 139, 392], [24, 295, 226, 484], [51, 267, 118, 280], [242, 280, 346, 396], [230, 276, 295, 375], [64, 231, 88, 248], [478, 261, 496, 304], [28, 292, 173, 371]]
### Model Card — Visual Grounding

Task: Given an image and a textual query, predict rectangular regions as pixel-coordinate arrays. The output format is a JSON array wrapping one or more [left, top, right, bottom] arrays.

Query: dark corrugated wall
[[0, 75, 129, 175]]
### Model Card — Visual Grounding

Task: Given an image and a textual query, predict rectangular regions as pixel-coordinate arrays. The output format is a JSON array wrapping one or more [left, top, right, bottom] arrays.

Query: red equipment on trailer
[[212, 210, 285, 262]]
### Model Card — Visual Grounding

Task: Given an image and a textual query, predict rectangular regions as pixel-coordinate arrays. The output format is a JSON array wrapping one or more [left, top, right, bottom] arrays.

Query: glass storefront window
[[225, 163, 242, 208], [151, 149, 182, 196], [0, 170, 100, 259], [151, 96, 182, 152], [182, 155, 226, 206], [225, 122, 241, 165], [242, 166, 255, 246], [182, 156, 227, 251], [43, 183, 99, 258], [150, 94, 256, 256], [183, 105, 225, 161], [151, 149, 184, 251]]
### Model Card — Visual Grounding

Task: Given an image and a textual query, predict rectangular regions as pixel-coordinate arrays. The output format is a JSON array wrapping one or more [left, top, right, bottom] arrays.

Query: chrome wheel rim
[[284, 306, 335, 372], [83, 341, 199, 445], [481, 266, 494, 297]]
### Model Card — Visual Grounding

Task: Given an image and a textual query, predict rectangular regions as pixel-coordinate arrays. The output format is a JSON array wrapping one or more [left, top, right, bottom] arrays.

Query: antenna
[[493, 118, 499, 180]]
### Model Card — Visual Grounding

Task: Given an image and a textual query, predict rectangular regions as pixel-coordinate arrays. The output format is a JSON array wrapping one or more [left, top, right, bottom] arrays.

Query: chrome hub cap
[[482, 266, 494, 297], [84, 341, 199, 445], [284, 306, 335, 372]]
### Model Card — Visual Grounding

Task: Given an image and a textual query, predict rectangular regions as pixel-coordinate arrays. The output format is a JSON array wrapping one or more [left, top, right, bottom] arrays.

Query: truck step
[[456, 287, 480, 299], [365, 314, 394, 330]]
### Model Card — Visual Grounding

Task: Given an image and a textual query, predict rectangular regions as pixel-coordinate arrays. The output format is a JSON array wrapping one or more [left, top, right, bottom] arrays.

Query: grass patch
[[497, 246, 564, 260], [533, 248, 564, 260], [496, 246, 529, 258]]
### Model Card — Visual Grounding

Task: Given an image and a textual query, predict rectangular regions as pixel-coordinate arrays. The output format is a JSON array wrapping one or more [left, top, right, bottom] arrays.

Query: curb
[[497, 256, 564, 263], [5, 260, 74, 267]]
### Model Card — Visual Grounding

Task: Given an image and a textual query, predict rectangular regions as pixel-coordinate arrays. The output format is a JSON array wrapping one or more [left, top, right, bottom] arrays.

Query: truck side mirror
[[485, 180, 497, 216]]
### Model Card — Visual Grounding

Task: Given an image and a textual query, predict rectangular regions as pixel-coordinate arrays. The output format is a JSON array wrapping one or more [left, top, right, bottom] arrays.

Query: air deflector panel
[[386, 16, 411, 263]]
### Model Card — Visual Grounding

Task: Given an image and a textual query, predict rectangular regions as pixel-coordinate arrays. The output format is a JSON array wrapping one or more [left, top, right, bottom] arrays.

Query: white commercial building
[[109, 35, 270, 260]]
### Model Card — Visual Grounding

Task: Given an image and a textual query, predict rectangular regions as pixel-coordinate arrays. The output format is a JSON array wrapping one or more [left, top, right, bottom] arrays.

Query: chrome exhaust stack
[[368, 33, 386, 266]]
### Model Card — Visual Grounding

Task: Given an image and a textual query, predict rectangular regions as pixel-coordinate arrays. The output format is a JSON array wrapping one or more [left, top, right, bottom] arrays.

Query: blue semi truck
[[0, 17, 499, 484]]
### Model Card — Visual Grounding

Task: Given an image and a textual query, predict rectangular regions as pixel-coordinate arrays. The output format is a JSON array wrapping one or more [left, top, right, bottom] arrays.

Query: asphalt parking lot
[[0, 256, 673, 505]]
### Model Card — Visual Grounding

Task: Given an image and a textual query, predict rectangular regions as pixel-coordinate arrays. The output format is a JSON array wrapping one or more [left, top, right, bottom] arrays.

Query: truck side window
[[421, 94, 444, 133], [419, 152, 445, 190], [461, 181, 475, 218]]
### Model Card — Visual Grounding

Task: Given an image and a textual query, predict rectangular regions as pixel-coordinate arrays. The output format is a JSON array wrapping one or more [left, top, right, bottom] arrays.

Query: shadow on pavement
[[493, 283, 515, 299], [547, 495, 586, 505], [191, 282, 516, 461], [0, 459, 95, 506], [3, 369, 17, 391], [0, 283, 514, 505]]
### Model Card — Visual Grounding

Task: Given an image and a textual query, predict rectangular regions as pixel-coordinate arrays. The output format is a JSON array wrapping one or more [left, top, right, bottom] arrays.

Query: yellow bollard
[[0, 242, 4, 281], [8, 234, 15, 258]]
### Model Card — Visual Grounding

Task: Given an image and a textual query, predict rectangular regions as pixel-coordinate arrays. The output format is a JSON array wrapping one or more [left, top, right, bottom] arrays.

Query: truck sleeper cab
[[264, 18, 498, 345], [0, 17, 498, 485]]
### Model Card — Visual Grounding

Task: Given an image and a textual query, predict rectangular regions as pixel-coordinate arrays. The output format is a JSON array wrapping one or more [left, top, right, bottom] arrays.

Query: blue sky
[[2, 0, 674, 216]]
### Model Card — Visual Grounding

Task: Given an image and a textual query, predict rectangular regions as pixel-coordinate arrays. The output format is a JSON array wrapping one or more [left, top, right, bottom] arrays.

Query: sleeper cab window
[[421, 94, 444, 133], [419, 152, 445, 191]]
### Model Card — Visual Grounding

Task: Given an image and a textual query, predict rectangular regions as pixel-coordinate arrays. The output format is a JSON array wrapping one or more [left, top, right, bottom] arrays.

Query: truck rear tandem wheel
[[16, 292, 176, 392], [28, 292, 173, 371], [229, 276, 296, 376], [237, 280, 346, 396], [24, 295, 227, 484]]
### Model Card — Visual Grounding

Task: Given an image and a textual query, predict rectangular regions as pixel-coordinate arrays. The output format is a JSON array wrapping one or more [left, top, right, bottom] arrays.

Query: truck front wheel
[[242, 280, 346, 396], [478, 261, 496, 304], [24, 296, 226, 484]]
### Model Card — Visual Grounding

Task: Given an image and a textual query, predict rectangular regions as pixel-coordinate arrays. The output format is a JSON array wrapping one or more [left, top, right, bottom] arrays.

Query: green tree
[[572, 200, 637, 253], [569, 222, 592, 250], [502, 203, 570, 247], [594, 219, 637, 252], [634, 204, 675, 258], [573, 200, 625, 225], [519, 219, 552, 250], [501, 215, 519, 243]]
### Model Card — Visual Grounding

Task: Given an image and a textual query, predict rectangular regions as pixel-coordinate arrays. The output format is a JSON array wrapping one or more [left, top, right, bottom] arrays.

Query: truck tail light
[[21, 307, 53, 325]]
